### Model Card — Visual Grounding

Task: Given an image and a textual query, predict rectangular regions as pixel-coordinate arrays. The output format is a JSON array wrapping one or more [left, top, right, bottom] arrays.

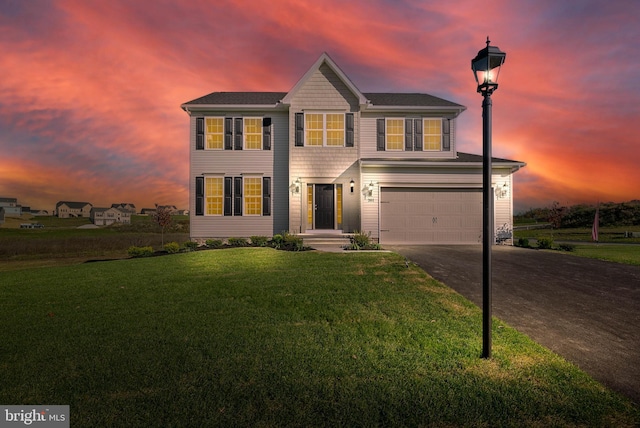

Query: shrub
[[282, 232, 304, 251], [228, 237, 249, 247], [250, 236, 269, 247], [164, 242, 181, 254], [537, 237, 554, 250], [183, 241, 199, 252], [346, 231, 381, 250], [205, 239, 223, 249], [558, 243, 576, 252], [516, 238, 531, 248], [271, 234, 284, 249], [127, 246, 154, 258]]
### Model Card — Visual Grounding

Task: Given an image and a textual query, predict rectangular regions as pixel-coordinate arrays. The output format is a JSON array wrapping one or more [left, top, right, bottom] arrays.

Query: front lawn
[[1, 249, 638, 426]]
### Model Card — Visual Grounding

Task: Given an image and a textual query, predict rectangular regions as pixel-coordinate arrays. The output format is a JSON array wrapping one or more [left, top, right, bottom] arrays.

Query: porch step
[[300, 233, 353, 250]]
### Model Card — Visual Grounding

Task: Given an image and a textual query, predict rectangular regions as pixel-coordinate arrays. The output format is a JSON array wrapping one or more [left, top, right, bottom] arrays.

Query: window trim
[[203, 175, 224, 216], [204, 117, 225, 150], [242, 175, 263, 216], [243, 117, 263, 150]]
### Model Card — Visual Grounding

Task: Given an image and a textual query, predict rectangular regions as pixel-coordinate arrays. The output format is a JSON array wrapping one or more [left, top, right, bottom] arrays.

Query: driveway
[[389, 245, 640, 404]]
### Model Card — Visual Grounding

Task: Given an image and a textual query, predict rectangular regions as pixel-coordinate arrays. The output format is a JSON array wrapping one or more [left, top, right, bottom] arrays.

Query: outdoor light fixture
[[350, 179, 355, 193], [495, 183, 509, 199], [368, 181, 374, 197], [472, 37, 506, 359], [289, 177, 301, 194]]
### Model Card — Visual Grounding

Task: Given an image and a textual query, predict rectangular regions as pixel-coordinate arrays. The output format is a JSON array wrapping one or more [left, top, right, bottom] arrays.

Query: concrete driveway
[[389, 245, 640, 404]]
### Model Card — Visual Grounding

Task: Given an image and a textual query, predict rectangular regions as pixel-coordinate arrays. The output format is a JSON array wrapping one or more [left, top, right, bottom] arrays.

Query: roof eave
[[362, 105, 466, 114], [181, 103, 287, 113]]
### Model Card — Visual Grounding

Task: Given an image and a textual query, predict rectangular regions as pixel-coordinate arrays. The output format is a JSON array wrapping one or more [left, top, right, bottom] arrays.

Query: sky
[[1, 0, 639, 214]]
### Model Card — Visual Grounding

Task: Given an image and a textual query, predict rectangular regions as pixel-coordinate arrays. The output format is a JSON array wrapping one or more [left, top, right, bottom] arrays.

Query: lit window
[[307, 184, 313, 226], [326, 114, 344, 146], [244, 118, 262, 150], [423, 119, 442, 151], [205, 177, 223, 215], [305, 114, 324, 146], [244, 177, 262, 215], [386, 119, 404, 150], [205, 118, 223, 149]]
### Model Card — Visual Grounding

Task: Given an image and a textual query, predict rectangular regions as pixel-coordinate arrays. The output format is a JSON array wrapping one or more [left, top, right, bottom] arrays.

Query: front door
[[315, 184, 334, 229]]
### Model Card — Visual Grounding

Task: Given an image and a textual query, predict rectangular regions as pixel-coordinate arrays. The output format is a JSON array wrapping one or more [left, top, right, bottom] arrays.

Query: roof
[[361, 152, 526, 171], [182, 53, 464, 111], [56, 201, 92, 209]]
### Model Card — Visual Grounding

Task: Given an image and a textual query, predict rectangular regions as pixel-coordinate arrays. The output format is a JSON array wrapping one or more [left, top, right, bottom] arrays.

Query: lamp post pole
[[481, 89, 493, 359], [471, 37, 506, 359]]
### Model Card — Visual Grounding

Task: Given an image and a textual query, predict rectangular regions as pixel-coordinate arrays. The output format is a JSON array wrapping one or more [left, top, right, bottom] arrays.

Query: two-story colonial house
[[182, 53, 525, 245]]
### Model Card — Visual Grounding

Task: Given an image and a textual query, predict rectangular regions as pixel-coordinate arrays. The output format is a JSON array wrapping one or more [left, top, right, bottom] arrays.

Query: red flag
[[592, 204, 599, 242]]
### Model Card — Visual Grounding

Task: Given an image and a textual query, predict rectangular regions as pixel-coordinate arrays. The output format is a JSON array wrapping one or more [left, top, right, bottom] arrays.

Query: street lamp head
[[472, 37, 506, 95]]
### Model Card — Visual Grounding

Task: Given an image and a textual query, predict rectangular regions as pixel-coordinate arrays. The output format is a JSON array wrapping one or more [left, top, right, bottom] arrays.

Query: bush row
[[515, 237, 575, 252]]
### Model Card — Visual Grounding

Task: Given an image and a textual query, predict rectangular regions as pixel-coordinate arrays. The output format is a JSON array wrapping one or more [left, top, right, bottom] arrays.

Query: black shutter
[[442, 118, 451, 151], [405, 118, 413, 151], [224, 118, 233, 150], [224, 177, 232, 216], [234, 118, 243, 150], [262, 177, 271, 216], [345, 113, 354, 147], [376, 118, 385, 151], [196, 118, 204, 150], [195, 177, 204, 215], [414, 118, 423, 151], [233, 177, 243, 216], [262, 117, 272, 150], [295, 113, 304, 146]]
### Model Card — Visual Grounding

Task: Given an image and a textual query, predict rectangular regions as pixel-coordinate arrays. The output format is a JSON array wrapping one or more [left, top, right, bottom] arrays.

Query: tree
[[547, 201, 566, 229], [152, 204, 173, 247]]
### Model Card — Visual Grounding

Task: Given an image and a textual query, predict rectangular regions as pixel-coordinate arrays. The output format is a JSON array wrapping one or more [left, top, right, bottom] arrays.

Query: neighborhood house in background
[[182, 53, 525, 244]]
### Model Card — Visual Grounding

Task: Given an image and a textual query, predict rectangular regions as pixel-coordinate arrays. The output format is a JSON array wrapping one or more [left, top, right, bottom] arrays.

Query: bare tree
[[152, 204, 173, 247]]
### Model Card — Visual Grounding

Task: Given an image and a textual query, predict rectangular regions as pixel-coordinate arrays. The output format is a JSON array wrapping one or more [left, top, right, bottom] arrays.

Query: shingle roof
[[56, 201, 92, 209], [182, 91, 463, 108], [363, 93, 463, 108], [183, 92, 287, 106]]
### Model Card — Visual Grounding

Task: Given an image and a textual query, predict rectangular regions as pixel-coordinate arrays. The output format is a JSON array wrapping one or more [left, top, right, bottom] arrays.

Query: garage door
[[380, 188, 482, 244]]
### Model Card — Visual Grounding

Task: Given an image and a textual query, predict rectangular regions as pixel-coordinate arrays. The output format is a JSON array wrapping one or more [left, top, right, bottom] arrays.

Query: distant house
[[0, 197, 21, 216], [90, 207, 131, 226], [30, 209, 50, 216], [55, 201, 92, 218], [111, 203, 136, 213], [140, 208, 156, 215]]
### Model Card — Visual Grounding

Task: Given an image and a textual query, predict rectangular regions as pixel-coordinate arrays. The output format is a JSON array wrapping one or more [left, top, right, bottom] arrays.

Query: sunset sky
[[1, 0, 638, 213]]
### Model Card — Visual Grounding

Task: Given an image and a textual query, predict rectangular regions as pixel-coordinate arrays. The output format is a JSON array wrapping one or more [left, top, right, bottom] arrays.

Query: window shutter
[[295, 113, 304, 146], [233, 177, 243, 216], [224, 177, 232, 216], [262, 177, 271, 216], [405, 118, 413, 151], [234, 118, 243, 150], [262, 117, 272, 150], [414, 118, 423, 151], [224, 118, 233, 150], [442, 118, 451, 151], [345, 113, 354, 147], [376, 118, 385, 151], [196, 118, 204, 150], [195, 177, 204, 215]]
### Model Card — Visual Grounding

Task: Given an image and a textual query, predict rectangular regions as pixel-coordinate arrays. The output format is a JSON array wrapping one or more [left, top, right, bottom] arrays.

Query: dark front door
[[315, 184, 334, 229]]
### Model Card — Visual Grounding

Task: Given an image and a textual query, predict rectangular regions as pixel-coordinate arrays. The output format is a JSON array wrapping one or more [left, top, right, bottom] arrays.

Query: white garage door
[[380, 188, 482, 244]]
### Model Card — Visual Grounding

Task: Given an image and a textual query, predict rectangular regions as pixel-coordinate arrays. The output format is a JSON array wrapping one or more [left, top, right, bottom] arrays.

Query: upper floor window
[[205, 118, 224, 149], [376, 117, 450, 152], [385, 118, 404, 150], [296, 112, 354, 148], [244, 118, 263, 150], [423, 118, 442, 151]]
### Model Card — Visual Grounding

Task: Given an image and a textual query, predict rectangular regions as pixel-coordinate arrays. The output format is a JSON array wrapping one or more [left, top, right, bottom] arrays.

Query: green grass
[[563, 244, 640, 266], [515, 226, 640, 244], [1, 248, 638, 427]]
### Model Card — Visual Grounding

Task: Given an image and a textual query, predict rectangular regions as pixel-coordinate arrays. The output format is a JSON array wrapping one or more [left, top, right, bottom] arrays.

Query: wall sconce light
[[350, 179, 354, 193], [289, 177, 301, 194], [368, 181, 374, 197], [495, 182, 509, 199]]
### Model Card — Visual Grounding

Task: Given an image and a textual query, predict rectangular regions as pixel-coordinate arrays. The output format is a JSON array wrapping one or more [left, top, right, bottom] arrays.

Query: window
[[386, 118, 404, 150], [307, 184, 313, 226], [326, 114, 345, 146], [305, 114, 324, 146], [205, 118, 224, 149], [244, 118, 262, 150], [423, 119, 442, 151], [205, 177, 223, 215], [243, 177, 262, 215], [304, 113, 345, 146]]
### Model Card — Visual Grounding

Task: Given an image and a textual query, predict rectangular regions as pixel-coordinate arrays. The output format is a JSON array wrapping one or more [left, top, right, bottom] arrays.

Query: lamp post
[[471, 37, 506, 359]]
